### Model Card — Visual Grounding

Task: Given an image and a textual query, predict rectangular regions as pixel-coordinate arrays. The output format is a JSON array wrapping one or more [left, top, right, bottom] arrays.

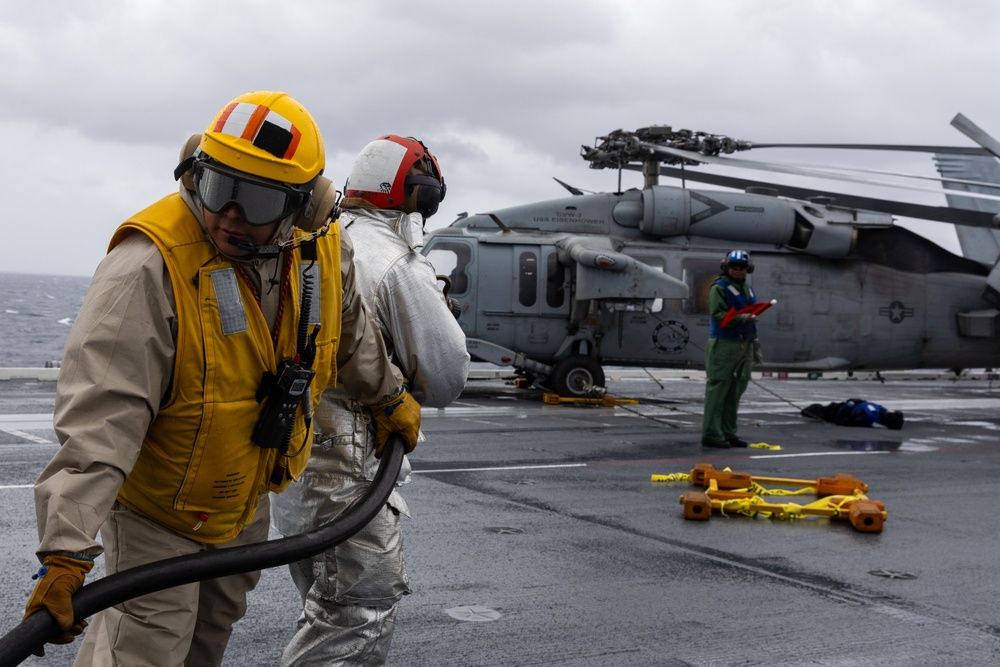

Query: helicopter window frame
[[518, 250, 538, 307], [545, 252, 568, 309], [424, 240, 473, 297]]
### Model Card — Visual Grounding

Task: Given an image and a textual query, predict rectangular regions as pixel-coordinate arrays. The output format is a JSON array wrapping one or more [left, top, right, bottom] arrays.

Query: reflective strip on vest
[[210, 269, 249, 335]]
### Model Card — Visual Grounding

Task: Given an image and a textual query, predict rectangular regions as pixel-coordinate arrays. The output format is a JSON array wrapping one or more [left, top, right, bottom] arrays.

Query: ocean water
[[0, 273, 91, 367]]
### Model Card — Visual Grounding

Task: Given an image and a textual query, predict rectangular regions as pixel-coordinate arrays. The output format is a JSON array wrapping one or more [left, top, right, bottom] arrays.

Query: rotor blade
[[752, 143, 990, 156], [756, 159, 1000, 192], [934, 154, 1000, 213], [650, 165, 999, 228], [642, 142, 1000, 204], [553, 177, 586, 196], [950, 114, 1000, 160]]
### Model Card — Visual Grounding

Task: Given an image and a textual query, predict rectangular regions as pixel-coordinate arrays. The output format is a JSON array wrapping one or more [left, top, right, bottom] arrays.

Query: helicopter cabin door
[[509, 244, 570, 356]]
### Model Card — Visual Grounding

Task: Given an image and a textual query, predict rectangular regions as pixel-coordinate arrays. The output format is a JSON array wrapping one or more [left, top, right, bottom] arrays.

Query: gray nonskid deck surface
[[1, 372, 999, 666]]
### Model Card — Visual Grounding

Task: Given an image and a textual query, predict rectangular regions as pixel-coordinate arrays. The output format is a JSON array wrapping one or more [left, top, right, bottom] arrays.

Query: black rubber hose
[[0, 435, 405, 667]]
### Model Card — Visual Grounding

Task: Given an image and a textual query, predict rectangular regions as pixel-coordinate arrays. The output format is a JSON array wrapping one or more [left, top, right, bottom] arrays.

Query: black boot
[[702, 440, 731, 448]]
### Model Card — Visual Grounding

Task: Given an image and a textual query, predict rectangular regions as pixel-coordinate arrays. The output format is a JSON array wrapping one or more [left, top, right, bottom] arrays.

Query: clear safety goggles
[[193, 160, 308, 226]]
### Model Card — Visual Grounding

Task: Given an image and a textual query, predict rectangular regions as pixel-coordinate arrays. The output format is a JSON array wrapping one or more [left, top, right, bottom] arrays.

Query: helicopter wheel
[[549, 356, 606, 398]]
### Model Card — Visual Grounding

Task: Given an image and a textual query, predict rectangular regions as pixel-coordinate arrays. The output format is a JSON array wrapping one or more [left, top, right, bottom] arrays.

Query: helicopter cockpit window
[[519, 251, 538, 307], [425, 241, 472, 296]]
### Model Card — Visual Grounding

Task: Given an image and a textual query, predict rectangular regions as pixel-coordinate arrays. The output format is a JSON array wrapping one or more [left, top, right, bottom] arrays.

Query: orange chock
[[702, 470, 753, 490], [848, 500, 886, 533], [816, 474, 868, 496], [690, 464, 716, 486], [680, 491, 712, 520]]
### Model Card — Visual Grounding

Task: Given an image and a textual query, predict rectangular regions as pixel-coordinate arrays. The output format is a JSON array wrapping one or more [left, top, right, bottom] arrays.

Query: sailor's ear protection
[[295, 176, 340, 232], [174, 133, 203, 191], [423, 149, 446, 202], [408, 175, 445, 218], [405, 141, 446, 218]]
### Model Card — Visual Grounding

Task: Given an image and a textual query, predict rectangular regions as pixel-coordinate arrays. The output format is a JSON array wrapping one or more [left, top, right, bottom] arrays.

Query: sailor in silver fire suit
[[271, 135, 469, 666]]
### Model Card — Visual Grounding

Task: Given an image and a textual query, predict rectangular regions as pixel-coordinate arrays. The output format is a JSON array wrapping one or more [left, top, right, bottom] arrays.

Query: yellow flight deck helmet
[[199, 91, 324, 185]]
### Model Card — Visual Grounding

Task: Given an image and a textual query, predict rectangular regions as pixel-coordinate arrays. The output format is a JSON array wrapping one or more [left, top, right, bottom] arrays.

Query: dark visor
[[194, 161, 305, 226]]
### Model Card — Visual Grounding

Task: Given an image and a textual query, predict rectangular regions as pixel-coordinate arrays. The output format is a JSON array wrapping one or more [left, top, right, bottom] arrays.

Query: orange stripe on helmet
[[282, 125, 302, 160], [213, 102, 240, 133], [241, 105, 269, 142]]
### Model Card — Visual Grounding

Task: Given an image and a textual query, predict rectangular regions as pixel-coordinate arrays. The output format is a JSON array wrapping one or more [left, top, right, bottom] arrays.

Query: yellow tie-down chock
[[653, 463, 887, 533], [542, 392, 639, 407]]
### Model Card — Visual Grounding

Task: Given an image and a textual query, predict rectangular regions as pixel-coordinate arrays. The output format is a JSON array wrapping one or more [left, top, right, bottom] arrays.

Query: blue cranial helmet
[[722, 249, 754, 273]]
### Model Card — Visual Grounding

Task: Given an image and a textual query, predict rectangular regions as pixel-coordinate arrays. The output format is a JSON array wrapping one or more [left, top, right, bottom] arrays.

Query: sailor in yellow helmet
[[23, 91, 421, 667]]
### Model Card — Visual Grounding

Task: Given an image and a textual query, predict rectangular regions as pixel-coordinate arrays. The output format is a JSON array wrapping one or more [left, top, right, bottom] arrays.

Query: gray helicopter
[[421, 115, 1000, 397]]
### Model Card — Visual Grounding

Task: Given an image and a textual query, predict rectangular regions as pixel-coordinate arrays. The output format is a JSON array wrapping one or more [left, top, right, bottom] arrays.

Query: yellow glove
[[371, 387, 421, 458], [23, 554, 93, 654]]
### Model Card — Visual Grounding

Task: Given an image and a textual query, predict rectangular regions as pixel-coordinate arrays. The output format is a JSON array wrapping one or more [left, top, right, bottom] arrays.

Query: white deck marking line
[[0, 414, 53, 423], [750, 451, 892, 459], [414, 463, 588, 474], [416, 450, 907, 473], [0, 429, 51, 444]]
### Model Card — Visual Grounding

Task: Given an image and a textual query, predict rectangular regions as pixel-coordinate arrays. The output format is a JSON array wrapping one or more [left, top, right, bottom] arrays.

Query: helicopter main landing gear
[[546, 355, 606, 398]]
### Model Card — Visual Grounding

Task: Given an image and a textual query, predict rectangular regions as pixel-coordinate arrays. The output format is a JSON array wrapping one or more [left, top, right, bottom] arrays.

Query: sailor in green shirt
[[702, 250, 763, 448]]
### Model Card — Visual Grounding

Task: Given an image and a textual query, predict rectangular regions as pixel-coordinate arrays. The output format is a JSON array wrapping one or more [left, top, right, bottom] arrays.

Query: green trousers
[[701, 338, 753, 444]]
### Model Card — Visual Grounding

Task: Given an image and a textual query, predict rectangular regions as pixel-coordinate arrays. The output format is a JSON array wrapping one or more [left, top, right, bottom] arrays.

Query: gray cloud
[[2, 0, 998, 275]]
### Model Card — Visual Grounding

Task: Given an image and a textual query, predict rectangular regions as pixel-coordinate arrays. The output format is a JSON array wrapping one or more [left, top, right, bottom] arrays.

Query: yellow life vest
[[111, 193, 342, 543]]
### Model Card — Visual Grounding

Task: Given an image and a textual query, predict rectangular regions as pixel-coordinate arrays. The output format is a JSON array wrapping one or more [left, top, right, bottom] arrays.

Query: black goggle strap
[[174, 156, 197, 182]]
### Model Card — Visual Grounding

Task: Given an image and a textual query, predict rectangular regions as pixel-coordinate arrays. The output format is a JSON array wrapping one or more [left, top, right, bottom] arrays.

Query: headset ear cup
[[177, 133, 202, 191], [296, 176, 337, 231], [747, 262, 754, 274], [414, 183, 443, 218]]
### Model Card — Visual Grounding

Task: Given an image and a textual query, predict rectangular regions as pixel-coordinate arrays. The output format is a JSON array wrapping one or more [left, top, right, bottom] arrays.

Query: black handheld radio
[[252, 261, 319, 453], [252, 359, 315, 450]]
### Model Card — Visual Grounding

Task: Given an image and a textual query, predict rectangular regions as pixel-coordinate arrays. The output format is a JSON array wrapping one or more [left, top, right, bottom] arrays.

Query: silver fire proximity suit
[[271, 208, 470, 665]]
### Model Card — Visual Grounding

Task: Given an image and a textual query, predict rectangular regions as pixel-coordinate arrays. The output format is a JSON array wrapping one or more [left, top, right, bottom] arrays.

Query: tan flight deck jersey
[[33, 189, 403, 557]]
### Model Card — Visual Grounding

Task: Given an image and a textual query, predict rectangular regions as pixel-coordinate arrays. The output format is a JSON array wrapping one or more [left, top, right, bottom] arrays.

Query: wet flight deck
[[1, 370, 999, 666]]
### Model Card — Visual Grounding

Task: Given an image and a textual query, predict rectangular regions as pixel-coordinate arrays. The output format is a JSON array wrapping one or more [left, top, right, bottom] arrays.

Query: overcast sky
[[3, 0, 1000, 277]]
